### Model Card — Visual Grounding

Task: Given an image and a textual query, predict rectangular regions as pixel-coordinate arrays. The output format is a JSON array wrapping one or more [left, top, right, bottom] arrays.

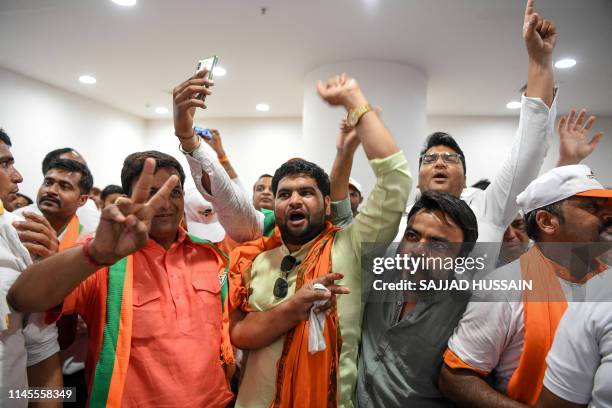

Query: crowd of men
[[1, 1, 611, 407]]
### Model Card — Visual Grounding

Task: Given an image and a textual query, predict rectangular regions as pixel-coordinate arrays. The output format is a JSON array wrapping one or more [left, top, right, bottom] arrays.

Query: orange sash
[[506, 245, 606, 404], [58, 216, 81, 251], [228, 222, 341, 408]]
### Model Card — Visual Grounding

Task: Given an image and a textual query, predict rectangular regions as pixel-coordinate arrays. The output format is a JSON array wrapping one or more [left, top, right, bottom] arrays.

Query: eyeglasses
[[273, 255, 300, 298], [421, 152, 462, 165]]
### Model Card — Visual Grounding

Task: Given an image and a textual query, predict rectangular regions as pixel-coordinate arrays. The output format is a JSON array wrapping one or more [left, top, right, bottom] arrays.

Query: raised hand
[[173, 69, 214, 140], [336, 120, 360, 154], [88, 158, 179, 265], [203, 128, 226, 157], [523, 0, 557, 66], [13, 212, 59, 260], [317, 73, 368, 110], [557, 109, 604, 166]]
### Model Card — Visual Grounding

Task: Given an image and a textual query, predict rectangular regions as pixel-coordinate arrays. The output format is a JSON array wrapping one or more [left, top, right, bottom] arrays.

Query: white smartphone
[[195, 55, 218, 101]]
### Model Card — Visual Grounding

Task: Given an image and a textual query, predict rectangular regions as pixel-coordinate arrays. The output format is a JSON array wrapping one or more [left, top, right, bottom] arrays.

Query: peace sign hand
[[88, 158, 179, 265]]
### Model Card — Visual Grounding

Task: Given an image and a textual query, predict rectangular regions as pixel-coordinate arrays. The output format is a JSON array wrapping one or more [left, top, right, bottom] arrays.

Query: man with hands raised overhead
[[173, 68, 263, 244], [227, 73, 410, 408]]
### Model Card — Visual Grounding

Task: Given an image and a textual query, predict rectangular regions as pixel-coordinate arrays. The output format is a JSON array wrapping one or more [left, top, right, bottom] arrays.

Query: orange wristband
[[218, 155, 229, 163]]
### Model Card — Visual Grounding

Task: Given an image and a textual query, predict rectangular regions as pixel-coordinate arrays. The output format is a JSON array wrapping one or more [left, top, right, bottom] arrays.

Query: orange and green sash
[[88, 234, 230, 408], [58, 216, 83, 251]]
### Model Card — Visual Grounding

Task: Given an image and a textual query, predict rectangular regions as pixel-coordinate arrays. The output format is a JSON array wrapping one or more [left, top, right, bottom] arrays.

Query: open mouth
[[288, 210, 306, 227], [432, 172, 449, 183]]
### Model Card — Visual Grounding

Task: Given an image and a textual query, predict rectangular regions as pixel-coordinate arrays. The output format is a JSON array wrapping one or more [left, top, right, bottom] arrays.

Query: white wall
[[2, 66, 610, 202], [144, 117, 303, 192], [0, 67, 146, 198]]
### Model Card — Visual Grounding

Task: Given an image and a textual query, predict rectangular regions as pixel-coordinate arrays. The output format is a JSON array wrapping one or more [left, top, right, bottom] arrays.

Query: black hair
[[0, 128, 11, 146], [42, 148, 84, 174], [471, 179, 491, 190], [272, 159, 330, 197], [524, 200, 565, 241], [407, 191, 478, 256], [45, 159, 94, 194], [101, 184, 125, 201], [15, 193, 33, 205], [419, 132, 467, 175], [121, 151, 185, 197], [254, 174, 273, 190]]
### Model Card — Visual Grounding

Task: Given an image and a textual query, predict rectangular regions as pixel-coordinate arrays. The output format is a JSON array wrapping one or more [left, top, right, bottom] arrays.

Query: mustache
[[39, 196, 61, 206]]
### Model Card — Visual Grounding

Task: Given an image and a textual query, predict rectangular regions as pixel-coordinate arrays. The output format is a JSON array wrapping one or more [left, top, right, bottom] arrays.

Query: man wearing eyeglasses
[[227, 73, 411, 408], [393, 0, 563, 245]]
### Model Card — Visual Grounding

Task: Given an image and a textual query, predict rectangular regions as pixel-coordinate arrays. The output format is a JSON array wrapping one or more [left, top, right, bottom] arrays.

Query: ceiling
[[1, 0, 611, 119]]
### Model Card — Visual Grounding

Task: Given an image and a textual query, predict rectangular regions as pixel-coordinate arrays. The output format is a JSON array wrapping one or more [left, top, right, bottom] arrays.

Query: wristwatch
[[346, 104, 373, 127]]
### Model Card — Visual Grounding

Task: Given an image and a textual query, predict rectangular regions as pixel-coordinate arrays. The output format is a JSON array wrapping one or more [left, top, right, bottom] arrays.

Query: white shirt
[[446, 258, 584, 393], [544, 270, 612, 407], [396, 93, 557, 243], [1, 210, 59, 408], [184, 142, 263, 243], [77, 199, 100, 232]]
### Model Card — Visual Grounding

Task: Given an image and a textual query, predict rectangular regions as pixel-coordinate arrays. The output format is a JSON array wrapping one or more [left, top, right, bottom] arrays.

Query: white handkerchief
[[308, 283, 329, 354]]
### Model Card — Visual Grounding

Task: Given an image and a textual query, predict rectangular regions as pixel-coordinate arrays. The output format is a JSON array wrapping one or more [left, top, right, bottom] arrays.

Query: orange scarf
[[228, 222, 341, 408], [59, 216, 82, 251], [507, 245, 606, 405]]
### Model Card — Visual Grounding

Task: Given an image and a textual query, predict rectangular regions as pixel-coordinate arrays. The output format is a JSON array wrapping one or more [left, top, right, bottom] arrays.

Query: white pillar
[[302, 61, 427, 198]]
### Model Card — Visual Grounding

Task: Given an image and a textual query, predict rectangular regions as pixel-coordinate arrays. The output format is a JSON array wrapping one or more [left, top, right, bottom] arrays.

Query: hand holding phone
[[195, 56, 218, 101], [194, 126, 213, 140]]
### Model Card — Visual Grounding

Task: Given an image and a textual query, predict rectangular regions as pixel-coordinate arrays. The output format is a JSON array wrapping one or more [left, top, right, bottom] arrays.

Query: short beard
[[279, 216, 326, 247]]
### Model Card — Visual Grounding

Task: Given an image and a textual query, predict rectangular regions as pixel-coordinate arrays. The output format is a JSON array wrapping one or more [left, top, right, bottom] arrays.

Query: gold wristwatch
[[346, 104, 373, 127]]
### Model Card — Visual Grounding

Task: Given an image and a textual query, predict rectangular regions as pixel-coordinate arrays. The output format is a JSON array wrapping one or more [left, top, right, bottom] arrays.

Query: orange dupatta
[[228, 222, 341, 408], [507, 245, 606, 405], [59, 215, 82, 251]]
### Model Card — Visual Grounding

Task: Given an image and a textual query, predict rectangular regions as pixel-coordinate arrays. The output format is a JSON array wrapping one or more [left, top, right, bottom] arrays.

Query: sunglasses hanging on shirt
[[273, 255, 300, 298]]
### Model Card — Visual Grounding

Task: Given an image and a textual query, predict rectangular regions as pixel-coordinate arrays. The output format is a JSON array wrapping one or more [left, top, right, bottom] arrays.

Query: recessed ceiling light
[[256, 103, 270, 112], [506, 101, 521, 110], [79, 75, 96, 84], [213, 66, 226, 77], [554, 58, 576, 69], [112, 0, 137, 6], [155, 107, 169, 114]]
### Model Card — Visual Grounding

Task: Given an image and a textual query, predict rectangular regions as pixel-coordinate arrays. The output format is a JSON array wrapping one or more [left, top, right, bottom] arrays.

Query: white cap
[[517, 164, 612, 214], [184, 188, 226, 243], [348, 177, 362, 195]]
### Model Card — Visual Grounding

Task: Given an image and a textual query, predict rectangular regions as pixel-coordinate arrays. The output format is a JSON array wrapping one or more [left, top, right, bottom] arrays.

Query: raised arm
[[483, 0, 558, 229], [524, 0, 556, 107], [317, 74, 399, 160], [8, 159, 179, 312], [317, 74, 411, 247], [330, 121, 360, 202], [205, 129, 239, 180], [172, 70, 263, 242]]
